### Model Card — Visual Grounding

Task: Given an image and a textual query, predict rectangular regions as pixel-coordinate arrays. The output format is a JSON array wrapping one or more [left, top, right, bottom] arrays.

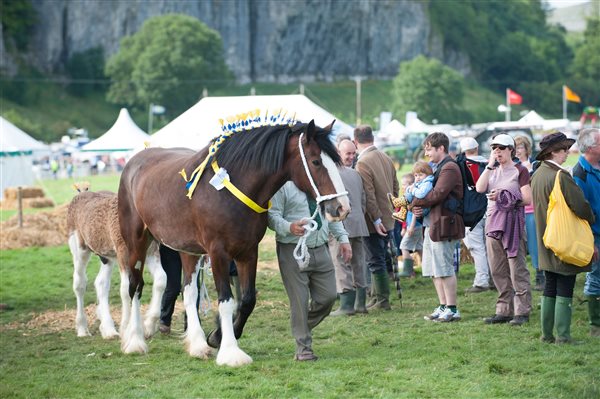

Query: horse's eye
[[312, 159, 321, 167]]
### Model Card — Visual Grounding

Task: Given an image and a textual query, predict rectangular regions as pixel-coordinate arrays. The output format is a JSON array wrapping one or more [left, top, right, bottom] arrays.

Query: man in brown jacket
[[412, 132, 464, 322], [354, 125, 399, 310]]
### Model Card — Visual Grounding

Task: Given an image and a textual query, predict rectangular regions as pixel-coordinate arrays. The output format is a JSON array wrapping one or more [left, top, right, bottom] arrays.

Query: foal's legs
[[180, 253, 212, 359], [94, 257, 119, 339], [69, 234, 92, 337], [143, 242, 167, 338]]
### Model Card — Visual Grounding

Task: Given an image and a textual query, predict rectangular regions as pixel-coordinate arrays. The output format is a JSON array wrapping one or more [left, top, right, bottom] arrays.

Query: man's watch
[[486, 166, 495, 170]]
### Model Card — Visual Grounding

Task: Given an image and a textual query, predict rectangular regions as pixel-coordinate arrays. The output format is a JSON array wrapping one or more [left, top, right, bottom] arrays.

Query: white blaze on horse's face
[[321, 153, 350, 221]]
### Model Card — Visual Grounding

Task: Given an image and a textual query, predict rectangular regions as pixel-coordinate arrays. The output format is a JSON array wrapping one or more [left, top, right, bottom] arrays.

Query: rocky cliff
[[15, 0, 470, 82]]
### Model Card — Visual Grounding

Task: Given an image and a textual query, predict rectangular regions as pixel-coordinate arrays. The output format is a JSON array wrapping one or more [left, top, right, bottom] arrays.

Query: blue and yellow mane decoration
[[179, 109, 297, 211]]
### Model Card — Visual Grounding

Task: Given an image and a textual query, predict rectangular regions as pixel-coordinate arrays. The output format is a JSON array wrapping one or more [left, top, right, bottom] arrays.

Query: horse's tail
[[73, 181, 91, 193]]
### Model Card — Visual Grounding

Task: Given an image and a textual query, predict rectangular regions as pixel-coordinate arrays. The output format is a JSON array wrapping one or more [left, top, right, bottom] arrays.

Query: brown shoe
[[294, 352, 318, 361], [158, 323, 171, 335], [465, 285, 489, 294]]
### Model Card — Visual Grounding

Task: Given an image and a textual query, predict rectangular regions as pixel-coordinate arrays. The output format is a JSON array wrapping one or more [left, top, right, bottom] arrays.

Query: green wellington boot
[[540, 296, 556, 343], [330, 291, 357, 316], [588, 295, 600, 337], [398, 258, 414, 278], [555, 296, 574, 344], [367, 272, 391, 310], [355, 287, 368, 314]]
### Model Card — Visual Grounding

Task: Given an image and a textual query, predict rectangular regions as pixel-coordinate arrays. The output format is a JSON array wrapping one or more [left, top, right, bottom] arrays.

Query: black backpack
[[433, 154, 488, 231]]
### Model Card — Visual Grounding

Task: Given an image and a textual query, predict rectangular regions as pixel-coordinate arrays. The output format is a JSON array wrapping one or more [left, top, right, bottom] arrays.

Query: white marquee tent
[[0, 117, 48, 199], [82, 108, 150, 152], [150, 95, 354, 150]]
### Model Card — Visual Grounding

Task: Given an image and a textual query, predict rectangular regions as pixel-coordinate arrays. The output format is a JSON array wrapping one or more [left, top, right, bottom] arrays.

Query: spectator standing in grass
[[412, 132, 464, 323], [460, 137, 493, 293], [268, 181, 351, 361], [532, 132, 595, 343], [476, 134, 532, 326], [329, 139, 370, 316], [573, 128, 600, 338], [354, 125, 399, 310], [514, 135, 543, 291]]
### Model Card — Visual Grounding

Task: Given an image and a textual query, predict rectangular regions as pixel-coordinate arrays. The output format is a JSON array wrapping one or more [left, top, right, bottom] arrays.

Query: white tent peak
[[150, 94, 354, 150], [82, 108, 149, 152], [1, 116, 47, 153], [518, 110, 545, 124]]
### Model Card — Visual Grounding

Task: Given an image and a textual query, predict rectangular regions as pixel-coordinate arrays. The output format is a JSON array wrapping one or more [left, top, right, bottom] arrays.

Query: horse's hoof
[[100, 330, 120, 340], [186, 340, 213, 359], [206, 329, 221, 349], [121, 338, 148, 355], [76, 328, 91, 337], [216, 346, 253, 367]]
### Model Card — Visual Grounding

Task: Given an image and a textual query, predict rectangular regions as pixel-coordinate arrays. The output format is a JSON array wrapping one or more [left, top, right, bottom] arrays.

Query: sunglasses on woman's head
[[491, 145, 508, 151]]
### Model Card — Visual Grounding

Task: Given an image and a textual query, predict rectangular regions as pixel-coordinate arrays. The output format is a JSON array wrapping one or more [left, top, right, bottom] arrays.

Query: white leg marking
[[143, 244, 166, 338], [69, 233, 92, 337], [121, 295, 148, 354], [322, 154, 350, 210], [119, 270, 130, 340], [183, 268, 212, 359], [216, 298, 252, 367], [95, 258, 119, 339]]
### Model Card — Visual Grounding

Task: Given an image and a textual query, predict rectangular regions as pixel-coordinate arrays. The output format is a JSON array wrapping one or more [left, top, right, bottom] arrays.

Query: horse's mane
[[214, 122, 341, 175]]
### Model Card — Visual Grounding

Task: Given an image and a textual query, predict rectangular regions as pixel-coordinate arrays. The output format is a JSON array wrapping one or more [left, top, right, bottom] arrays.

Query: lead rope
[[293, 132, 347, 270]]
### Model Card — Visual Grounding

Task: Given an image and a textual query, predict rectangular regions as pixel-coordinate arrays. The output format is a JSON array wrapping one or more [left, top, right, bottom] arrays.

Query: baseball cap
[[459, 137, 479, 152], [491, 134, 515, 147]]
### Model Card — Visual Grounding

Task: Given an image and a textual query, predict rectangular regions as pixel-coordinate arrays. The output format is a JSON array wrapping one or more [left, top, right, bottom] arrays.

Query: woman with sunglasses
[[476, 134, 532, 326]]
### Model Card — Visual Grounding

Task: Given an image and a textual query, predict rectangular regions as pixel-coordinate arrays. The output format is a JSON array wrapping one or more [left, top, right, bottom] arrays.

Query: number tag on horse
[[209, 167, 229, 190]]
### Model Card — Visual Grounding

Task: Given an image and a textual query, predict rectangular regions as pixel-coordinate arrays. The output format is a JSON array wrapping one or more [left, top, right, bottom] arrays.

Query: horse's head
[[289, 120, 350, 221]]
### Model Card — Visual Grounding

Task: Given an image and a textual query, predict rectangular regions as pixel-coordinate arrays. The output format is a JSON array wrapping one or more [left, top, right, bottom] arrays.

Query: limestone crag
[[22, 0, 469, 83]]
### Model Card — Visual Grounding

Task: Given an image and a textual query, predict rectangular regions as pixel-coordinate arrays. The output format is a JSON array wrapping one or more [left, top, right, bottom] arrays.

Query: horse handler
[[268, 181, 352, 361]]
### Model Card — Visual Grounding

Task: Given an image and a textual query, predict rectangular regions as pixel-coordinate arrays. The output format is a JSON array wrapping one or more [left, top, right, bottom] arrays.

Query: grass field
[[1, 167, 598, 398], [1, 245, 598, 398]]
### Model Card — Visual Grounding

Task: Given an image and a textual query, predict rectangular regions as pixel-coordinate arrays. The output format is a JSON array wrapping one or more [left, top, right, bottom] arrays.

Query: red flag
[[507, 88, 522, 105]]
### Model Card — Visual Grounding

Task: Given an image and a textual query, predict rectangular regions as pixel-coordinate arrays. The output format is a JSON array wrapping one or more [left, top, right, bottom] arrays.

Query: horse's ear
[[324, 120, 336, 132], [306, 120, 316, 142]]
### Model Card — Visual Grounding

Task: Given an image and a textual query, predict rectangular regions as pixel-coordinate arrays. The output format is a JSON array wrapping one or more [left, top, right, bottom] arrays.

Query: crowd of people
[[157, 126, 600, 360]]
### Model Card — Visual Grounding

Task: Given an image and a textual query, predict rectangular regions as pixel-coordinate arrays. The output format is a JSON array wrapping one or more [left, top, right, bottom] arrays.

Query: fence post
[[17, 186, 23, 228]]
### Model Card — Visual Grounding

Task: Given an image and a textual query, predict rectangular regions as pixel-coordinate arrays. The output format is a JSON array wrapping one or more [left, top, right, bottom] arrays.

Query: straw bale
[[3, 186, 45, 200], [0, 197, 54, 210], [0, 204, 68, 250]]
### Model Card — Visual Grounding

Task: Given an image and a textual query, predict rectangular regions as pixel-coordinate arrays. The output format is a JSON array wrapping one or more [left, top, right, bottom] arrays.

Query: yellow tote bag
[[543, 170, 594, 266]]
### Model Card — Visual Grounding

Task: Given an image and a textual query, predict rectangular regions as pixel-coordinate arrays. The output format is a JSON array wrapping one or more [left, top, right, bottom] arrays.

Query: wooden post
[[17, 186, 23, 228]]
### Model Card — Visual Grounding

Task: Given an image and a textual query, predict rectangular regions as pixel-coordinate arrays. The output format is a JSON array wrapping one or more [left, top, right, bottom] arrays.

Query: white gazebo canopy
[[82, 108, 150, 152], [150, 95, 354, 150]]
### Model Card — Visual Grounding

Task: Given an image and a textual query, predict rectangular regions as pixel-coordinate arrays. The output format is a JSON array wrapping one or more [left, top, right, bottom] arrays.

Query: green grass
[[1, 244, 598, 398]]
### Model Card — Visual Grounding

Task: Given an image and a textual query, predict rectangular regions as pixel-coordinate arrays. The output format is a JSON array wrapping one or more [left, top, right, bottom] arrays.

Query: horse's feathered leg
[[94, 257, 119, 339], [208, 252, 253, 367], [69, 233, 92, 337], [142, 241, 166, 338], [121, 240, 148, 354], [181, 253, 212, 359]]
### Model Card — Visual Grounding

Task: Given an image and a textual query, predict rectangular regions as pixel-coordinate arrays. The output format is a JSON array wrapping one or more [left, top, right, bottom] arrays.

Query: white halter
[[293, 132, 348, 269]]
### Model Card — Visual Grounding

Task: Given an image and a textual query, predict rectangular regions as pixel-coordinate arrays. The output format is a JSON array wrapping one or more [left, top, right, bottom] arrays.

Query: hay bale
[[26, 198, 55, 208], [0, 204, 68, 250], [3, 186, 45, 200]]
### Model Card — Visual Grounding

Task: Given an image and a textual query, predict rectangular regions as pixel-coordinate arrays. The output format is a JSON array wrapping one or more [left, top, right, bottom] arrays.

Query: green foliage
[[105, 14, 233, 117], [65, 47, 106, 96], [0, 0, 36, 51], [0, 66, 43, 106], [429, 0, 571, 88], [1, 109, 42, 136], [570, 18, 600, 83], [392, 56, 467, 124]]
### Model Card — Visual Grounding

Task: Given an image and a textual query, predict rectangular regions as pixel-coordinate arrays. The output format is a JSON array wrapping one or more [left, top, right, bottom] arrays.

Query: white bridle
[[293, 132, 348, 269]]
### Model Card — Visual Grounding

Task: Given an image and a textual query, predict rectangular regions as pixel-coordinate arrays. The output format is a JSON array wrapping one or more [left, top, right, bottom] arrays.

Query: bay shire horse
[[67, 188, 166, 340], [118, 120, 349, 366]]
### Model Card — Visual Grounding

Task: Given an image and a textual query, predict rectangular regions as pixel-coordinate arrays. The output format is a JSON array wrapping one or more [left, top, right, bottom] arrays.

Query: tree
[[571, 18, 600, 83], [66, 47, 105, 96], [392, 56, 467, 124], [105, 14, 232, 117]]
